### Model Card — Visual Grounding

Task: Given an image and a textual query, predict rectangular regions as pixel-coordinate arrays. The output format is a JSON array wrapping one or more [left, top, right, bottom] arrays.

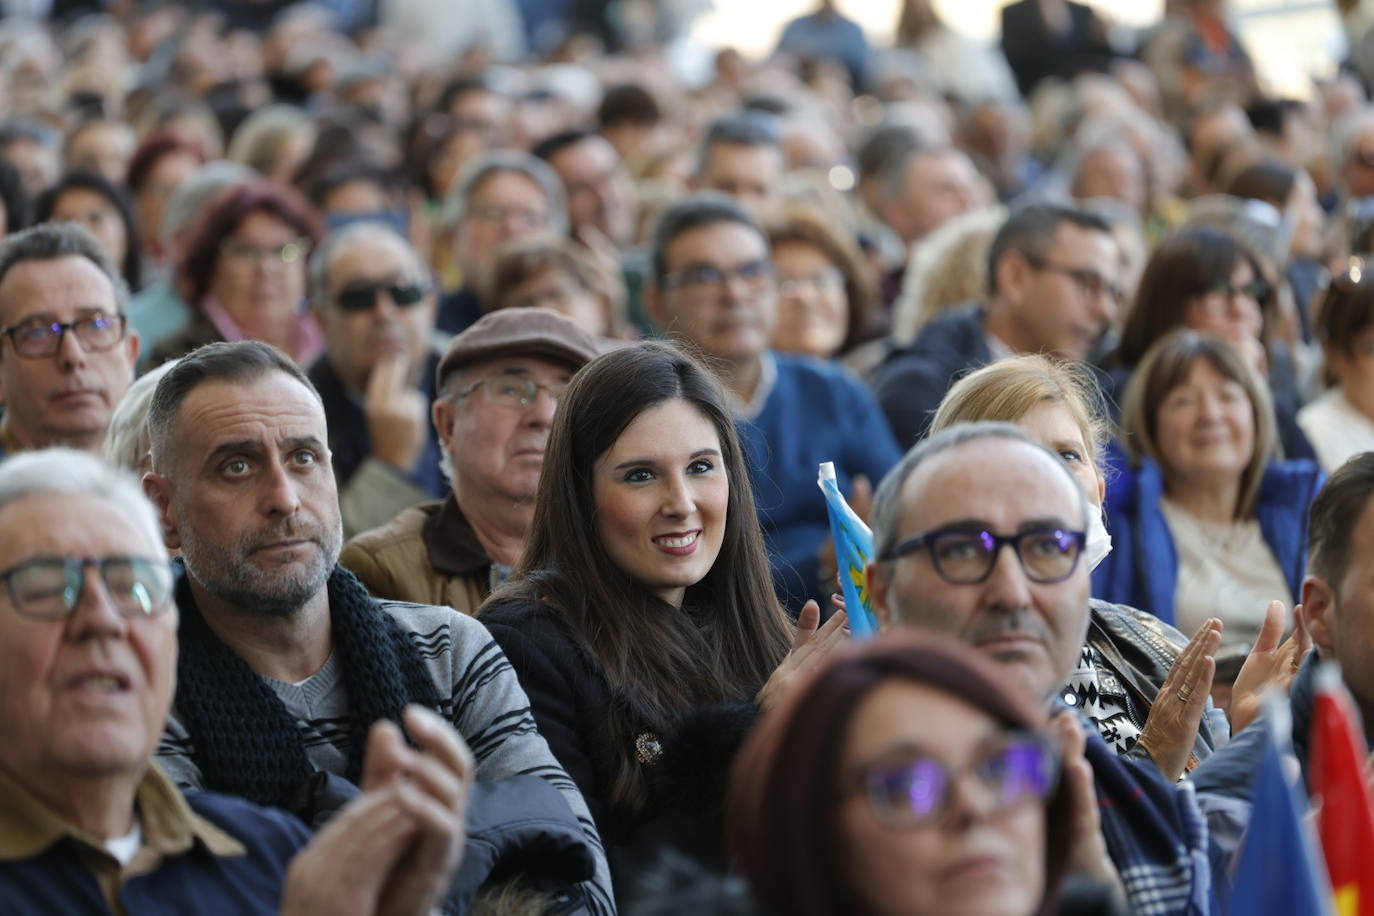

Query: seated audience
[[0, 448, 471, 915], [730, 634, 1079, 916], [765, 202, 880, 363], [1297, 269, 1374, 472], [486, 235, 618, 337], [155, 180, 323, 366], [304, 221, 446, 537], [343, 308, 601, 611], [866, 422, 1212, 913], [0, 223, 137, 458], [645, 194, 900, 605], [1097, 331, 1324, 653], [33, 171, 143, 293], [141, 340, 615, 912], [437, 151, 568, 334], [929, 355, 1232, 777], [482, 342, 839, 897], [691, 114, 787, 221], [1110, 225, 1313, 460], [873, 203, 1120, 447]]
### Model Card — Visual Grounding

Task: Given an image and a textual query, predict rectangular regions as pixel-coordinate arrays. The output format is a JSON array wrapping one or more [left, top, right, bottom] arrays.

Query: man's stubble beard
[[179, 515, 343, 619]]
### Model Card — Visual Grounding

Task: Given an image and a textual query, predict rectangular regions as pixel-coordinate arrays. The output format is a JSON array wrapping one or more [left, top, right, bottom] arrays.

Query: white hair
[[0, 448, 163, 552], [103, 359, 179, 473]]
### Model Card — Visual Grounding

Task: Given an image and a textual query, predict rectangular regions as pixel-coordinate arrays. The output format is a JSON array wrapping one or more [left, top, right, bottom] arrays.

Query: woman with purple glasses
[[729, 633, 1102, 916]]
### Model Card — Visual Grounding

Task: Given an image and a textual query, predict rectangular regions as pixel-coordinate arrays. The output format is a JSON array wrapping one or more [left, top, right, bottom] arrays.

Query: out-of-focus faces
[[209, 211, 309, 337], [694, 141, 785, 221], [3, 137, 60, 198], [889, 149, 986, 245], [1002, 224, 1120, 362], [1183, 259, 1264, 352], [453, 171, 552, 281], [315, 233, 435, 393], [134, 150, 200, 259], [65, 121, 136, 186], [499, 266, 606, 337], [837, 680, 1048, 916], [0, 254, 138, 452], [1287, 171, 1325, 260], [0, 492, 177, 813], [1154, 357, 1256, 487], [1072, 146, 1147, 215], [869, 438, 1090, 702], [50, 187, 128, 271], [592, 398, 729, 609], [770, 239, 849, 360], [649, 220, 777, 365], [1345, 126, 1374, 200], [1327, 325, 1374, 420], [547, 135, 636, 248]]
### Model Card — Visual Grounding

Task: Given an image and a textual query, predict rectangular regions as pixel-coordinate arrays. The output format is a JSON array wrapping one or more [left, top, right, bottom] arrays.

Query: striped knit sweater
[[157, 600, 615, 914]]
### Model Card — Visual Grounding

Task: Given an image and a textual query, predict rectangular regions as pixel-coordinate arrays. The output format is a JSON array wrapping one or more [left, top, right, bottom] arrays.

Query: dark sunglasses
[[335, 281, 428, 313]]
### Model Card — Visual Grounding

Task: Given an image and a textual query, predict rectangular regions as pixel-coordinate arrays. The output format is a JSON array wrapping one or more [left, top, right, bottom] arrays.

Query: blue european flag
[[817, 461, 878, 639], [1227, 700, 1333, 916]]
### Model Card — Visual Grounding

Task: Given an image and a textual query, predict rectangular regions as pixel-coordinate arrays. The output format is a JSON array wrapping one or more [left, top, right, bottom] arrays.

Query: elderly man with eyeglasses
[[342, 307, 601, 615], [0, 223, 138, 459], [306, 221, 448, 537], [0, 448, 474, 915]]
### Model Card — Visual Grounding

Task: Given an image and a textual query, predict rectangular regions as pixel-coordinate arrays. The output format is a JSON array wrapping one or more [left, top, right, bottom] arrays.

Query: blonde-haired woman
[[930, 355, 1229, 781]]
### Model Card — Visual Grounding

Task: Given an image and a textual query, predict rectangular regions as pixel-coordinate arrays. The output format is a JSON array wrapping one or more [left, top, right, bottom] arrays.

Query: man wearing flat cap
[[342, 308, 602, 614]]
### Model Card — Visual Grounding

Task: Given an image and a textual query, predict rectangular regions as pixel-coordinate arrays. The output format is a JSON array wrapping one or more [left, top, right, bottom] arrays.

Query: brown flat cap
[[436, 308, 603, 390]]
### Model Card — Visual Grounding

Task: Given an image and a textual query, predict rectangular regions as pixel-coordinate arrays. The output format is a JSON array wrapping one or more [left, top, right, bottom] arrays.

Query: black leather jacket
[[1073, 598, 1229, 771]]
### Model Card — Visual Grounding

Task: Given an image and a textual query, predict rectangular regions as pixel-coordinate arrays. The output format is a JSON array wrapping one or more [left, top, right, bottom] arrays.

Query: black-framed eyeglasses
[[335, 281, 429, 313], [457, 375, 567, 408], [846, 732, 1060, 828], [0, 555, 175, 621], [1023, 254, 1124, 306], [0, 312, 127, 359], [661, 259, 774, 294], [881, 526, 1087, 585]]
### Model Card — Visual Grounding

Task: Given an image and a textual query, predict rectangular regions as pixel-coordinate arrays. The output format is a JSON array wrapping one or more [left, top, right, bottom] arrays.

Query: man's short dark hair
[[695, 112, 783, 175], [650, 193, 764, 286], [985, 202, 1113, 297], [1309, 453, 1374, 586], [597, 85, 660, 129], [531, 128, 598, 163], [854, 124, 921, 182], [147, 340, 320, 473], [0, 222, 129, 314]]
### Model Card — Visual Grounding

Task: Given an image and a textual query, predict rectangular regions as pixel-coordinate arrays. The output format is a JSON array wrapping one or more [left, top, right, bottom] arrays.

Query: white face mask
[[1086, 501, 1113, 571]]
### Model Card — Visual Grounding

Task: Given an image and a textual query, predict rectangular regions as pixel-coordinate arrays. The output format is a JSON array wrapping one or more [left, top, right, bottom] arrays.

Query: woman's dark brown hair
[[765, 201, 880, 354], [494, 341, 794, 811], [1313, 271, 1374, 385], [1116, 226, 1273, 367], [1226, 159, 1298, 210], [175, 179, 322, 307], [728, 632, 1073, 916]]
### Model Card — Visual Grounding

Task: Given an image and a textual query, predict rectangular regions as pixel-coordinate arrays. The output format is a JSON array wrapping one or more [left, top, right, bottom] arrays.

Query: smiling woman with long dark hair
[[480, 341, 835, 897]]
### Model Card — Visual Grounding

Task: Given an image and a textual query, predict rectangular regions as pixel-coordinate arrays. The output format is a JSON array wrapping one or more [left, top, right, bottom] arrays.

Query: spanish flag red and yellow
[[1312, 665, 1374, 916]]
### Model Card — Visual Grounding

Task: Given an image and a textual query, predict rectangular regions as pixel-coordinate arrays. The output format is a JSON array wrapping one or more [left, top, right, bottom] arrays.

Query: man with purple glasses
[[0, 223, 138, 459], [867, 423, 1216, 916], [306, 221, 445, 537]]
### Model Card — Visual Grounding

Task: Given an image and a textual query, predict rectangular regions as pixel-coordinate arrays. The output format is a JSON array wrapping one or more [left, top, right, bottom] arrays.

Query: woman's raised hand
[[756, 600, 849, 711], [1136, 617, 1222, 782]]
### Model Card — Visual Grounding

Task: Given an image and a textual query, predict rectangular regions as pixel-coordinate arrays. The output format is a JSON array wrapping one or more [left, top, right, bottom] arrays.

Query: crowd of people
[[1, 0, 1373, 913]]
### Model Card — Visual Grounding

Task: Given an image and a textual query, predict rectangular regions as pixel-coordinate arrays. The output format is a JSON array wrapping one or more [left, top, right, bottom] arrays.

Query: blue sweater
[[1092, 449, 1324, 627], [0, 790, 309, 915], [737, 353, 901, 607]]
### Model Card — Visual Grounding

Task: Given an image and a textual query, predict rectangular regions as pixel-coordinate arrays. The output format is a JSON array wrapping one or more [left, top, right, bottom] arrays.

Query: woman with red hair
[[152, 180, 323, 365]]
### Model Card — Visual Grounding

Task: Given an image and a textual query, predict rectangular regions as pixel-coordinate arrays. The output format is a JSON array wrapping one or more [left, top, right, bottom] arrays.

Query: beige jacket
[[340, 496, 492, 616]]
